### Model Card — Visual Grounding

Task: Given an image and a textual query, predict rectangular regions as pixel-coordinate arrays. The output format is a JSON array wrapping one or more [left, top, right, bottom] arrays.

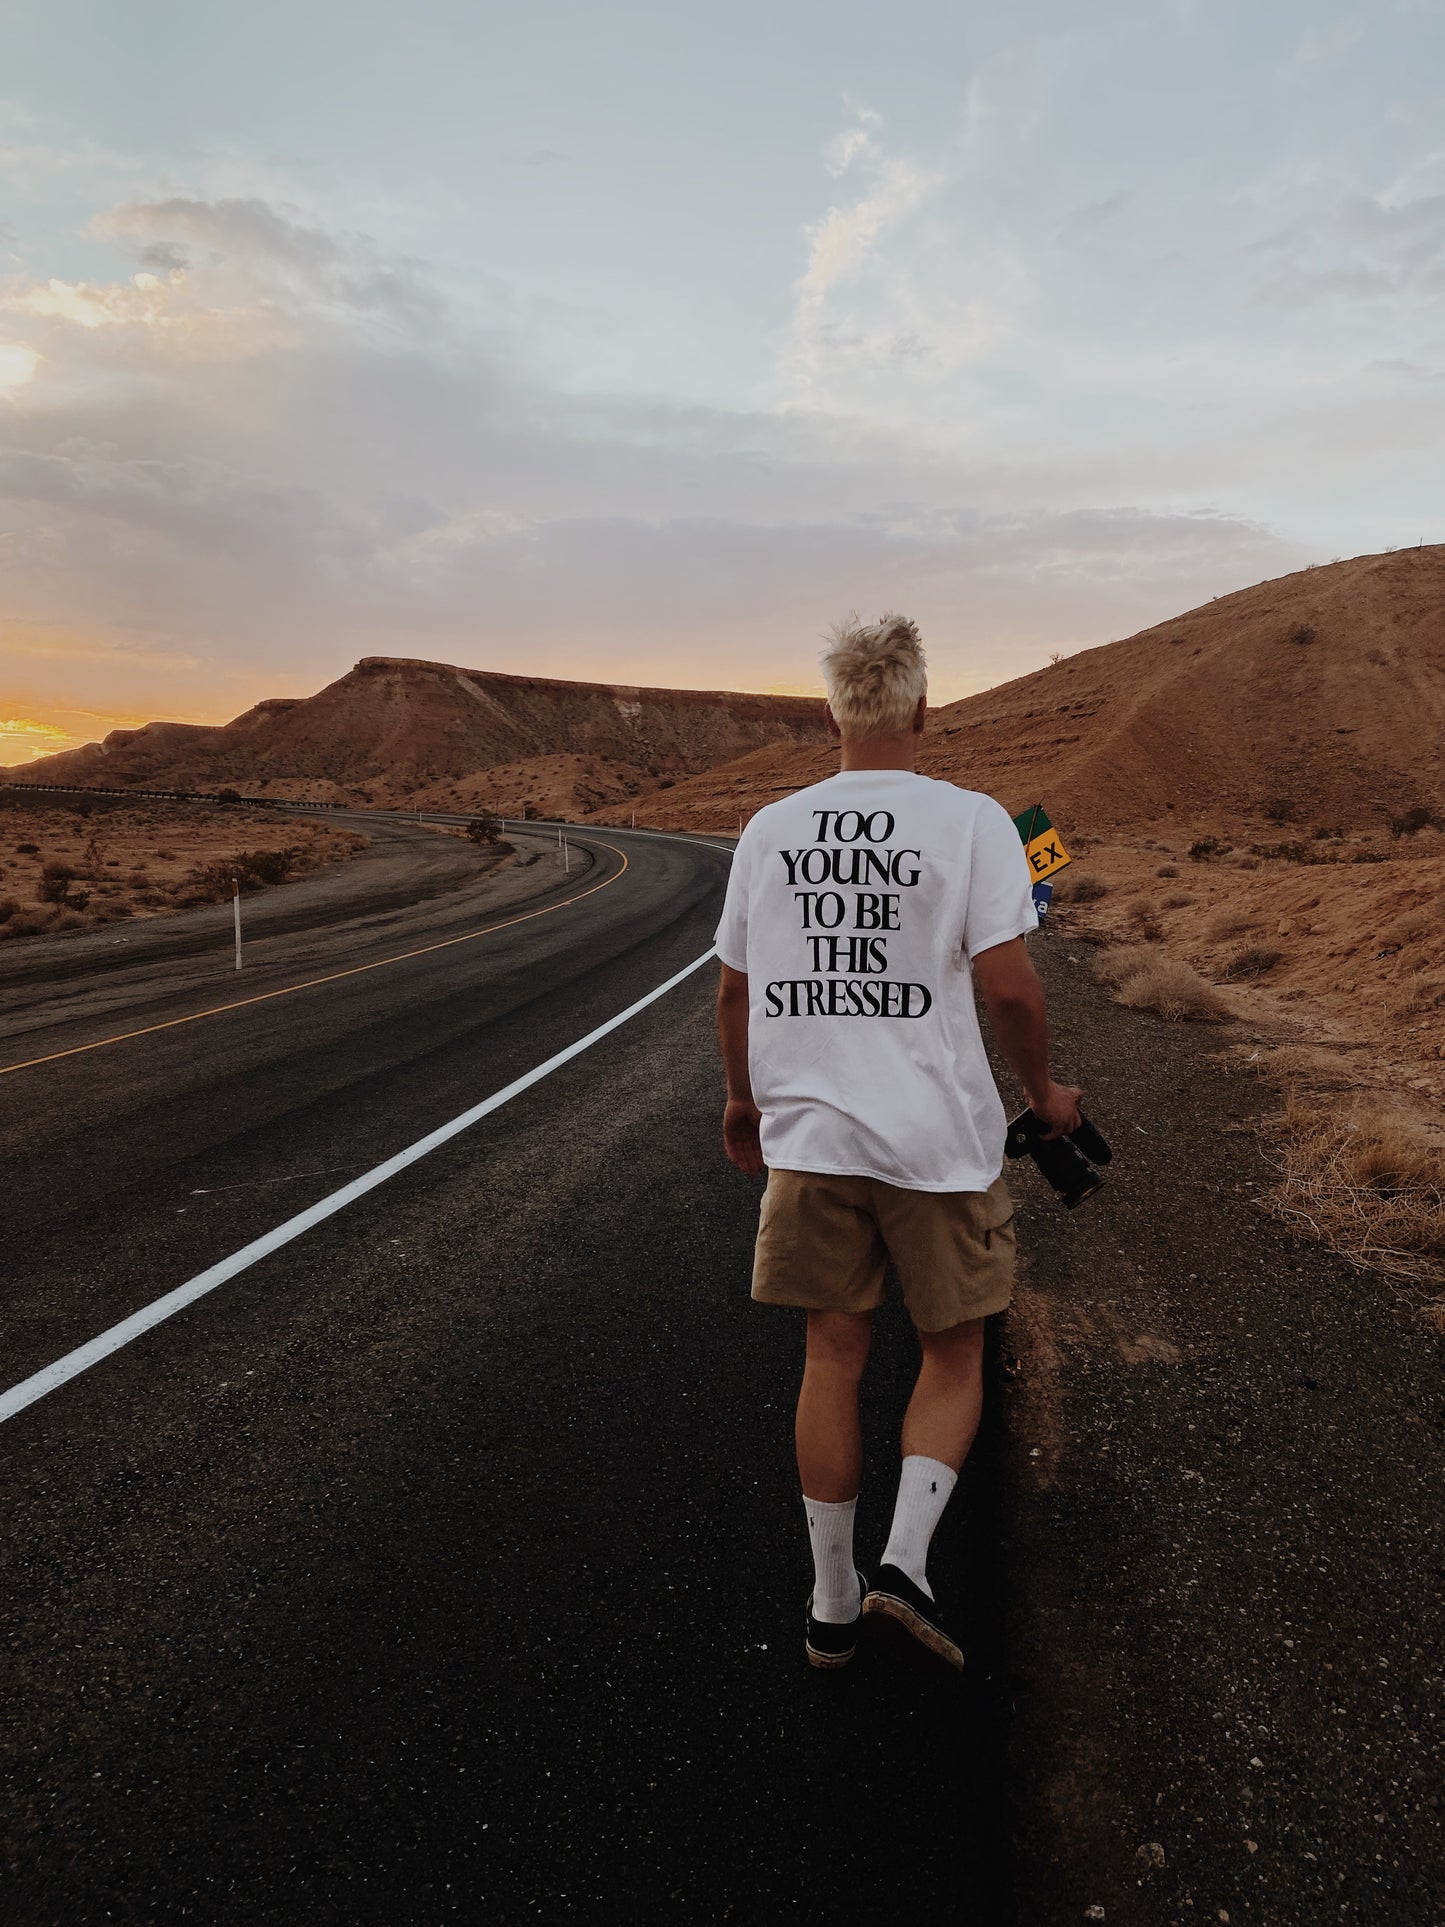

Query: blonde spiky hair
[[821, 612, 927, 741]]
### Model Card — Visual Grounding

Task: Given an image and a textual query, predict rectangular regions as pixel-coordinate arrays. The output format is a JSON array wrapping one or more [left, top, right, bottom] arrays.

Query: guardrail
[[0, 783, 342, 810]]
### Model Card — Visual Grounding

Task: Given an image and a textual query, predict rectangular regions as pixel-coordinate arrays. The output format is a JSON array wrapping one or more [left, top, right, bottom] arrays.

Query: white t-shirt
[[714, 770, 1037, 1193]]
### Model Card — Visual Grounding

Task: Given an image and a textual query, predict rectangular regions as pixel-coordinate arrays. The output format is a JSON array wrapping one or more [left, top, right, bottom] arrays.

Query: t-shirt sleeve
[[962, 798, 1038, 959], [714, 830, 752, 970]]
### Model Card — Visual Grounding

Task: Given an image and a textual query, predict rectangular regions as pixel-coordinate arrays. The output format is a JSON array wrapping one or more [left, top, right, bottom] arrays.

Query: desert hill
[[603, 547, 1445, 838], [3, 658, 830, 813]]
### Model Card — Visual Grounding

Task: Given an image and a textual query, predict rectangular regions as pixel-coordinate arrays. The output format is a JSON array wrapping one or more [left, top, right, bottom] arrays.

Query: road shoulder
[[993, 938, 1444, 1924]]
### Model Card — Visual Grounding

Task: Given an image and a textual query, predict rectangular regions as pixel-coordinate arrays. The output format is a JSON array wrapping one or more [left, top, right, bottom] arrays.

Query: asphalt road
[[0, 818, 1009, 1924], [2, 819, 1441, 1924]]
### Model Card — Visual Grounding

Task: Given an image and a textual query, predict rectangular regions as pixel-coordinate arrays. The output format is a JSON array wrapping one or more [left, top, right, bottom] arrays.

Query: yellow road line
[[0, 841, 630, 1078]]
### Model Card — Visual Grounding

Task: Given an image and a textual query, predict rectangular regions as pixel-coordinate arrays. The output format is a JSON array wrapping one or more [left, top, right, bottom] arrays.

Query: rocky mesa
[[3, 657, 832, 815]]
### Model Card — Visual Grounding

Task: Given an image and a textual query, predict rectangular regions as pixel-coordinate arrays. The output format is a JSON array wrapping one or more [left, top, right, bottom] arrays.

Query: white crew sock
[[803, 1494, 860, 1624], [881, 1456, 958, 1599]]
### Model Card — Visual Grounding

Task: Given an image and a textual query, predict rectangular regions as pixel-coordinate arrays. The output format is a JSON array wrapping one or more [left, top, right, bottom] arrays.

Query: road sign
[[1012, 802, 1072, 882]]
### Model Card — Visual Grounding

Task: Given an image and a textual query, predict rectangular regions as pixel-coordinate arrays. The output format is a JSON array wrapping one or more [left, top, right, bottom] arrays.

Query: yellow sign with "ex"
[[1012, 804, 1072, 882]]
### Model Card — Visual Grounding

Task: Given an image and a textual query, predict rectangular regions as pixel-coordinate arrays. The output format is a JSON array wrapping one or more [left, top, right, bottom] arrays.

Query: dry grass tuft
[[1379, 906, 1440, 949], [1395, 968, 1445, 1014], [1259, 1096, 1445, 1286], [1059, 873, 1108, 903], [1249, 1044, 1356, 1089], [1207, 910, 1262, 942], [1095, 944, 1149, 987], [1096, 946, 1232, 1021], [1222, 942, 1283, 979]]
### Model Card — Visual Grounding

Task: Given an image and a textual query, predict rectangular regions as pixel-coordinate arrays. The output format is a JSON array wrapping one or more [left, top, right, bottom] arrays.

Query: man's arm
[[715, 963, 764, 1176], [970, 936, 1083, 1139]]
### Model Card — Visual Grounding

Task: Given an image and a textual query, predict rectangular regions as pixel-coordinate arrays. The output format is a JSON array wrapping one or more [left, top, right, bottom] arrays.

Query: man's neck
[[837, 733, 920, 773]]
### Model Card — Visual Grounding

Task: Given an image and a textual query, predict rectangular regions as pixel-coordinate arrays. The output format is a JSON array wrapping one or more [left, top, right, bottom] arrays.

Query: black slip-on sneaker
[[862, 1563, 964, 1672], [805, 1570, 867, 1671]]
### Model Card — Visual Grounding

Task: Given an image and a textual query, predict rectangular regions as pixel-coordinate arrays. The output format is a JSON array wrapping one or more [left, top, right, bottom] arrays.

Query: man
[[713, 613, 1081, 1672]]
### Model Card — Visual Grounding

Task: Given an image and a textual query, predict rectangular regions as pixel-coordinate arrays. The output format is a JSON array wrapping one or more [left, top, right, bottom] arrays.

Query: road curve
[[0, 818, 1009, 1924]]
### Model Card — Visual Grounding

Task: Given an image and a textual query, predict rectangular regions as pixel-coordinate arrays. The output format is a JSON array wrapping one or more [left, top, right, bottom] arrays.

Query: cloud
[[781, 101, 945, 401], [92, 198, 443, 327], [1292, 15, 1365, 63], [1055, 191, 1129, 239], [1247, 187, 1445, 305], [0, 182, 1316, 721]]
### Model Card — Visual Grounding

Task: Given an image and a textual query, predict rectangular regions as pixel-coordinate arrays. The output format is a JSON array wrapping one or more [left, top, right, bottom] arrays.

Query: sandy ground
[[1059, 833, 1445, 1099], [0, 793, 366, 941]]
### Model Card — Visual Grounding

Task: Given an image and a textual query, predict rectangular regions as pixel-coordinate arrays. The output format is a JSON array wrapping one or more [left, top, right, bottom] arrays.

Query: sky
[[2, 0, 1444, 760]]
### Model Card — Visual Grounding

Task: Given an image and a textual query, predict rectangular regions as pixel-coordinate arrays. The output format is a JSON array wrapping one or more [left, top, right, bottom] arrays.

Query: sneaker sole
[[861, 1591, 964, 1672], [804, 1638, 857, 1671]]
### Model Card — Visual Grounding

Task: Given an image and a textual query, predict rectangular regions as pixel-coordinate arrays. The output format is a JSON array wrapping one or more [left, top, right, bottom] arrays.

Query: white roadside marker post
[[232, 877, 242, 971], [563, 836, 571, 873]]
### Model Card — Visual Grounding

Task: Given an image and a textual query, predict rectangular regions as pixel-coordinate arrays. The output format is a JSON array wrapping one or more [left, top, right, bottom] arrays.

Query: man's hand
[[1028, 1078, 1085, 1141], [722, 1097, 765, 1176]]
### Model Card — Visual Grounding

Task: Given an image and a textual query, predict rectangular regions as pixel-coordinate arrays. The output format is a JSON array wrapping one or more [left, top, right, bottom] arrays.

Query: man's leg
[[901, 1317, 985, 1471], [880, 1317, 985, 1598], [796, 1310, 872, 1624]]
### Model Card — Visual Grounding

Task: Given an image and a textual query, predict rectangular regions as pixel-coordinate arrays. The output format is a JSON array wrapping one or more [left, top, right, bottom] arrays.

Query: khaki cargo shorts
[[751, 1168, 1016, 1333]]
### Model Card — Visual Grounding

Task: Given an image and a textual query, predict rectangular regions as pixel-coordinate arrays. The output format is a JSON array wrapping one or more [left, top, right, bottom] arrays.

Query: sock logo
[[930, 1481, 936, 1493]]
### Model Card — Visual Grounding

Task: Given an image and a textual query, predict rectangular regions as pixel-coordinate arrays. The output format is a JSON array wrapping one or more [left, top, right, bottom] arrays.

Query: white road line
[[0, 945, 719, 1427]]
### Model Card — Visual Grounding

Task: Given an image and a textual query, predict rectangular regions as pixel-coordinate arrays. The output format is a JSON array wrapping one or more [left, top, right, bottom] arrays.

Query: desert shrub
[[1313, 824, 1344, 841], [4, 910, 54, 937], [1060, 873, 1108, 902], [466, 814, 502, 845], [1263, 796, 1296, 824], [66, 888, 90, 911], [1286, 621, 1317, 646], [0, 896, 17, 922], [1352, 850, 1388, 864], [215, 788, 242, 805], [56, 910, 87, 930], [1389, 804, 1444, 838], [38, 861, 77, 904], [1232, 854, 1261, 870], [15, 841, 38, 855], [1161, 893, 1194, 909], [1366, 646, 1388, 666], [153, 848, 175, 860], [236, 847, 296, 884], [1114, 956, 1231, 1022], [127, 870, 150, 888], [1251, 839, 1335, 865], [188, 847, 298, 895], [1156, 864, 1179, 878], [1118, 893, 1164, 939], [1260, 1096, 1445, 1285], [1189, 838, 1226, 861], [92, 899, 134, 921], [1223, 943, 1282, 979]]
